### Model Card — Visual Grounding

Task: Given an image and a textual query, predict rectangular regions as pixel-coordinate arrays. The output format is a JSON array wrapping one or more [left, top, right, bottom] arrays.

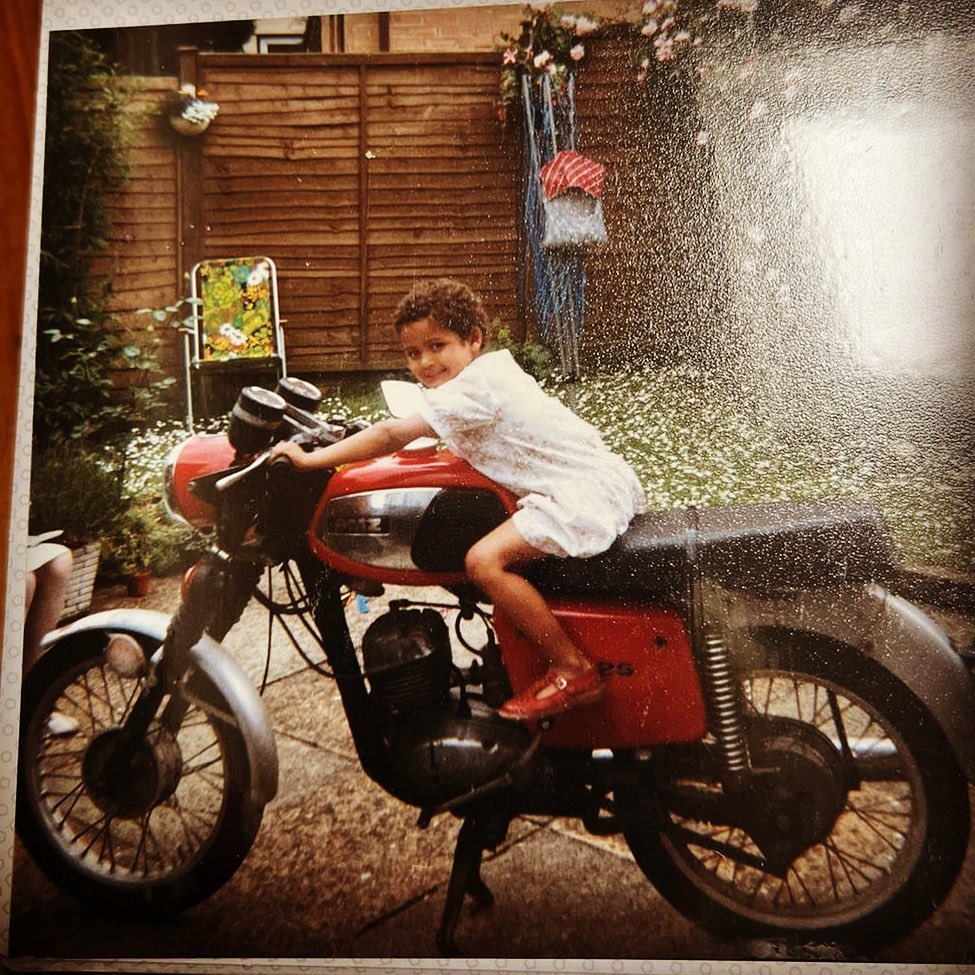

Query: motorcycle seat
[[526, 499, 894, 601]]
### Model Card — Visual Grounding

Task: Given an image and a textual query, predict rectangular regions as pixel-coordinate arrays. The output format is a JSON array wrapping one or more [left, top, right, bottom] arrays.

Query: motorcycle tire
[[17, 630, 265, 915], [623, 632, 970, 953]]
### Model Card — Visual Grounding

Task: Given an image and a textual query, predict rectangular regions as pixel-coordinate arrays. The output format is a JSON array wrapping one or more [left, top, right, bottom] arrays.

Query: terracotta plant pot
[[126, 570, 152, 598]]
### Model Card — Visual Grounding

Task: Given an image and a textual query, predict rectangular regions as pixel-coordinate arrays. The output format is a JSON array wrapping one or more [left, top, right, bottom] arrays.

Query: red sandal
[[497, 667, 604, 721]]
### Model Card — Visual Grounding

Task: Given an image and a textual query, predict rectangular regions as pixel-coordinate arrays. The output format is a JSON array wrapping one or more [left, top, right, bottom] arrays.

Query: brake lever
[[215, 450, 270, 492]]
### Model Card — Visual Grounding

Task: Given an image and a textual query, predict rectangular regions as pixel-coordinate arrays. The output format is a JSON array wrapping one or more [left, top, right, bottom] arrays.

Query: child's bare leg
[[24, 550, 73, 672], [465, 520, 594, 687]]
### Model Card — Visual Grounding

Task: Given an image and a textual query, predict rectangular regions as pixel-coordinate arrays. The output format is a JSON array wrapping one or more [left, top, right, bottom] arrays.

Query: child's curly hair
[[394, 278, 491, 341]]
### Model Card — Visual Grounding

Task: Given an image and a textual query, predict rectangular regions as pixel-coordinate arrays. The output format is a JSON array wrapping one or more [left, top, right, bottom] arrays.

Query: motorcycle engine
[[362, 608, 452, 715], [361, 607, 532, 807]]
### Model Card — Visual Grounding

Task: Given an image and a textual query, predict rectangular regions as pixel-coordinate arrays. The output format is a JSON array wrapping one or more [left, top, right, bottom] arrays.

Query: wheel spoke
[[24, 654, 235, 887], [659, 664, 931, 927]]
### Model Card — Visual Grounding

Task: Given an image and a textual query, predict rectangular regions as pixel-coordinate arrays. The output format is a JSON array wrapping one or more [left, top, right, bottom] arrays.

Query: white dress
[[418, 350, 645, 558]]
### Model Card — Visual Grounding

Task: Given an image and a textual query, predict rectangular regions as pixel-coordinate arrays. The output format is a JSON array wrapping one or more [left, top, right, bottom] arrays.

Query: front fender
[[41, 608, 278, 807], [732, 584, 975, 783]]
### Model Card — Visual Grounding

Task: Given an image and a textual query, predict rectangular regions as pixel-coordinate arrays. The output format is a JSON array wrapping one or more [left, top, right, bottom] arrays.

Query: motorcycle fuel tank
[[309, 446, 517, 586], [495, 601, 707, 749]]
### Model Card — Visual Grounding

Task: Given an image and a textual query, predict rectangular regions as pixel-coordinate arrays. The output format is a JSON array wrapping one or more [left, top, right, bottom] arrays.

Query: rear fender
[[729, 584, 975, 782], [41, 608, 278, 806]]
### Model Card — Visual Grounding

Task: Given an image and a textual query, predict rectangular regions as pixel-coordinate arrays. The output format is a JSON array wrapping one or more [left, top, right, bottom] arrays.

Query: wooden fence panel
[[189, 53, 521, 374], [98, 78, 181, 379], [574, 37, 724, 368], [99, 43, 672, 383]]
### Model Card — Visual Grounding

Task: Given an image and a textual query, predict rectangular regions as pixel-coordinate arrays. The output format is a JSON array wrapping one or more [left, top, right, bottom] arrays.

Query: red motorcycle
[[17, 378, 975, 955]]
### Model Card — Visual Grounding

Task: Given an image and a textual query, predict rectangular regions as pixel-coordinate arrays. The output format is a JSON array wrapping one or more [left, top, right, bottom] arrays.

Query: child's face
[[399, 316, 482, 388]]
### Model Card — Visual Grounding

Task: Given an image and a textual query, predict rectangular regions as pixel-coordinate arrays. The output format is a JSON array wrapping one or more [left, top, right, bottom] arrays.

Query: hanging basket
[[169, 114, 211, 136]]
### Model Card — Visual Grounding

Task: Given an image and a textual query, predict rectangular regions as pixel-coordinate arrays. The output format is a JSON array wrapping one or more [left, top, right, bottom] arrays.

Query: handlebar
[[215, 388, 373, 494]]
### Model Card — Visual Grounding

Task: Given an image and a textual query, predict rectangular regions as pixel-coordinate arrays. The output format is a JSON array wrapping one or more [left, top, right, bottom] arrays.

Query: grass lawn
[[120, 365, 974, 575]]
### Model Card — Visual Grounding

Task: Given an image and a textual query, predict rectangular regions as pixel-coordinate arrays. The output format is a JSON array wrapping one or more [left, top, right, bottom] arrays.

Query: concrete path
[[7, 576, 975, 966]]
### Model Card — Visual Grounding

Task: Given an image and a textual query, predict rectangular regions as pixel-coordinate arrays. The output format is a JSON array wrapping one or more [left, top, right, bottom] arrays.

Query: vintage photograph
[[4, 0, 975, 968]]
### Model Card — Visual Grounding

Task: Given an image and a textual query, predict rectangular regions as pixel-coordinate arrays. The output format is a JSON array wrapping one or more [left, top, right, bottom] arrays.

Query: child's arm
[[268, 412, 434, 471]]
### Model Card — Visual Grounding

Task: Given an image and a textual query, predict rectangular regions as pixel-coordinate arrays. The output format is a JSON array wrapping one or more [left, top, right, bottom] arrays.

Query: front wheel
[[624, 635, 970, 952], [17, 632, 265, 914]]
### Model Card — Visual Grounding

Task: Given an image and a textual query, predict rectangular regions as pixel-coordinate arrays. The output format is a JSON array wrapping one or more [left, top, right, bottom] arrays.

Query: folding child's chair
[[183, 256, 286, 430]]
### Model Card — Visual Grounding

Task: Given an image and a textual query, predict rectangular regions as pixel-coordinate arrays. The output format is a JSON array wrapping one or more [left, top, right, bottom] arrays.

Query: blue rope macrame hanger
[[521, 72, 585, 379]]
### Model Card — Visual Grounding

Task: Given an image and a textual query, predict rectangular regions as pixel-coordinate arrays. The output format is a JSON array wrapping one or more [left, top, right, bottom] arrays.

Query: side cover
[[494, 601, 707, 749]]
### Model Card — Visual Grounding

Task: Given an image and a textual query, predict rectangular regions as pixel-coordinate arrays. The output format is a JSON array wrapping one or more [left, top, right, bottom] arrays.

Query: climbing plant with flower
[[497, 6, 600, 122], [634, 0, 764, 79]]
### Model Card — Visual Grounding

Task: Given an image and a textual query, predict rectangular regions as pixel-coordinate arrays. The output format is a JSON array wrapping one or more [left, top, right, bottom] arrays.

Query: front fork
[[100, 554, 263, 777]]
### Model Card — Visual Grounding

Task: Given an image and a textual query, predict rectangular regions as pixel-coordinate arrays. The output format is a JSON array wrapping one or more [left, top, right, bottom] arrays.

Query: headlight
[[163, 439, 191, 527], [162, 434, 236, 529]]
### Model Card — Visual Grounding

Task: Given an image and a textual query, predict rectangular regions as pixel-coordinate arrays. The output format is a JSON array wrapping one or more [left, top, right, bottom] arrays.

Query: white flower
[[247, 264, 270, 287], [181, 98, 220, 124], [533, 50, 553, 69], [573, 15, 599, 35], [218, 322, 247, 346], [642, 18, 659, 35], [642, 0, 661, 13], [569, 44, 586, 61], [560, 14, 577, 29]]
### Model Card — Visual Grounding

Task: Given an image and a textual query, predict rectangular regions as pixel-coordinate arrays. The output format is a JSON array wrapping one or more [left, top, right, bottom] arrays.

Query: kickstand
[[435, 813, 497, 956]]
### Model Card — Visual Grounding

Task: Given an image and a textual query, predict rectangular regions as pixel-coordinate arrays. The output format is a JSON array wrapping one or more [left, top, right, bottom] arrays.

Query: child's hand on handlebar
[[268, 440, 315, 469]]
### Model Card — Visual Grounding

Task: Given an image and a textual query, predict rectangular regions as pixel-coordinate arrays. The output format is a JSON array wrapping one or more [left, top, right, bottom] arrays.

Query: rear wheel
[[624, 635, 969, 950], [17, 632, 264, 914]]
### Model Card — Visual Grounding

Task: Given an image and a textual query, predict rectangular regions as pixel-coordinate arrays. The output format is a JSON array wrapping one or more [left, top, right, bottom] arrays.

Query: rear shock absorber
[[700, 624, 750, 776], [684, 505, 749, 778]]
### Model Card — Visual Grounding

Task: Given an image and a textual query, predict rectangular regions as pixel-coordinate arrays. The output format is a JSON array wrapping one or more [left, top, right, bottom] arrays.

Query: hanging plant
[[165, 83, 220, 135], [496, 5, 600, 122]]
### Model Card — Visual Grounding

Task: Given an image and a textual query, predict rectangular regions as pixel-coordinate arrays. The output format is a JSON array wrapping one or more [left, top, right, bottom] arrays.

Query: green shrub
[[34, 32, 134, 447], [101, 498, 201, 578], [493, 323, 555, 382], [28, 445, 126, 547]]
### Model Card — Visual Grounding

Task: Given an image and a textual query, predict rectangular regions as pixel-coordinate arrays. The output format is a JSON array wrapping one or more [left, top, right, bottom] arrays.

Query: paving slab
[[345, 825, 723, 960]]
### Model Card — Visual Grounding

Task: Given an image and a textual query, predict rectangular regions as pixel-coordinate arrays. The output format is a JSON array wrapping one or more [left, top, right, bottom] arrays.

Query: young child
[[270, 278, 645, 721]]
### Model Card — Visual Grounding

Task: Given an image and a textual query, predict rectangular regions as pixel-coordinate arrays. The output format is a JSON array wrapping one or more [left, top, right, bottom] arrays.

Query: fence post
[[175, 46, 204, 298], [357, 60, 370, 367]]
